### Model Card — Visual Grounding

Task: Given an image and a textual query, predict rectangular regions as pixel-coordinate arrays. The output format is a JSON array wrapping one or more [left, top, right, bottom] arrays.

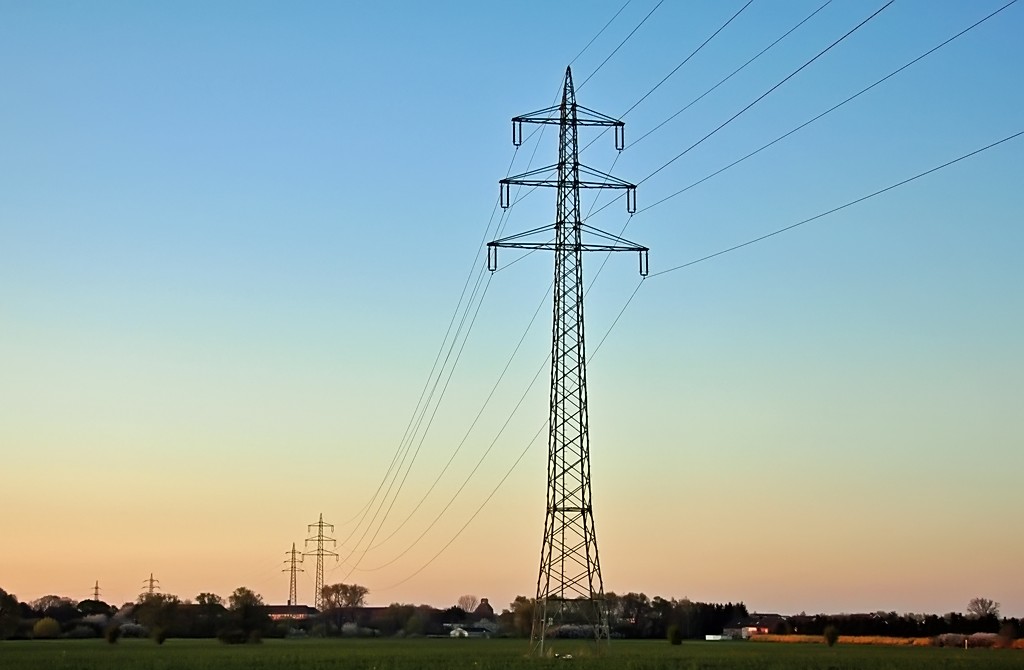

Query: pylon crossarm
[[513, 104, 622, 127], [578, 223, 646, 250], [576, 164, 634, 188], [503, 164, 560, 183], [490, 223, 557, 245]]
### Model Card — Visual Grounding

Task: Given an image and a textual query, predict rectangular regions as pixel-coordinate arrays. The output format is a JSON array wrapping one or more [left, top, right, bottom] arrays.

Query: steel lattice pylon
[[283, 542, 304, 606], [304, 513, 337, 611], [487, 67, 648, 655]]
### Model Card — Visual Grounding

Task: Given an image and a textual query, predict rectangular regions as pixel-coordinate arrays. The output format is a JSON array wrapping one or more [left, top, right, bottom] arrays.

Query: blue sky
[[2, 0, 1022, 616]]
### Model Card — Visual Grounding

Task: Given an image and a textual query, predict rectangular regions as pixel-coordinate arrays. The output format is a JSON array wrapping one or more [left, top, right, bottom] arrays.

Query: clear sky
[[2, 0, 1021, 618]]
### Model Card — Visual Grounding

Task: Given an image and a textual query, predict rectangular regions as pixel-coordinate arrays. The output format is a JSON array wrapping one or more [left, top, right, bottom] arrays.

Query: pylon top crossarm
[[513, 104, 623, 127]]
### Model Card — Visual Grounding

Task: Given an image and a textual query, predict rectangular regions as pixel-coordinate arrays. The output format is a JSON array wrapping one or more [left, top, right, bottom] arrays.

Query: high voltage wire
[[637, 0, 1021, 215], [338, 129, 550, 573], [628, 0, 834, 148], [579, 0, 829, 236], [377, 419, 549, 592], [361, 349, 553, 572], [638, 1, 893, 185], [619, 0, 756, 121], [577, 0, 756, 200], [586, 0, 895, 220], [578, 0, 666, 90], [647, 131, 1023, 278], [569, 0, 634, 68], [359, 284, 553, 556], [378, 129, 1021, 588], [338, 157, 520, 551], [581, 0, 1011, 288]]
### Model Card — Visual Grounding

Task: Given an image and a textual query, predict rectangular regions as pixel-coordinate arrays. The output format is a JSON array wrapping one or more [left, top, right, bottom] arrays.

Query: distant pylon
[[304, 514, 337, 611], [92, 580, 101, 601], [488, 66, 647, 655], [141, 573, 161, 598], [283, 542, 305, 606]]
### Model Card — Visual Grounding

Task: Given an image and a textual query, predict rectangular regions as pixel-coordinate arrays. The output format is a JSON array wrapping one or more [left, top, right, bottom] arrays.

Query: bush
[[667, 624, 682, 645], [104, 624, 121, 644], [32, 617, 61, 639], [823, 625, 839, 647], [119, 623, 146, 638], [66, 625, 97, 639], [217, 627, 247, 644], [151, 626, 168, 644]]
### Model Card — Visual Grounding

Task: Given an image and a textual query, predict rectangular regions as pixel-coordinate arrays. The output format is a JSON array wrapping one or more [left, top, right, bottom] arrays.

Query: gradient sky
[[2, 0, 1022, 618]]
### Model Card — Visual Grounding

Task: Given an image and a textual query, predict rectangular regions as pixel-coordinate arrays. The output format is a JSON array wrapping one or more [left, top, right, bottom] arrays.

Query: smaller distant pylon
[[283, 542, 305, 606]]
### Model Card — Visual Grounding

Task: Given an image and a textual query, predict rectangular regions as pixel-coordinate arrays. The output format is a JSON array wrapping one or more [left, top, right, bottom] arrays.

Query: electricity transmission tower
[[283, 542, 304, 606], [91, 580, 101, 601], [488, 66, 647, 655], [141, 573, 161, 598], [304, 514, 337, 611]]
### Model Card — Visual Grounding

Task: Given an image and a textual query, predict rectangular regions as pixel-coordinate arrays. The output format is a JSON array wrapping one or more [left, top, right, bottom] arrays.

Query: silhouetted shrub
[[823, 625, 839, 647], [104, 624, 121, 644], [667, 624, 682, 645], [32, 617, 60, 639]]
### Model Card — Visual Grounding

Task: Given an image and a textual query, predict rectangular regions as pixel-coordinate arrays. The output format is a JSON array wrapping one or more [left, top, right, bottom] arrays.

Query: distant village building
[[263, 604, 319, 621], [472, 598, 495, 621], [723, 613, 788, 639]]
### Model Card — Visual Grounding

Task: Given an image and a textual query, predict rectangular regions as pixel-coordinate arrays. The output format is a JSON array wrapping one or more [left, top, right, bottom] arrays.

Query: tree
[[0, 588, 21, 640], [196, 593, 224, 608], [225, 586, 267, 642], [77, 599, 113, 617], [321, 583, 369, 609], [967, 597, 1000, 619], [31, 595, 78, 623], [457, 595, 480, 613], [135, 593, 181, 640], [509, 596, 534, 637], [228, 587, 263, 611], [823, 624, 839, 647]]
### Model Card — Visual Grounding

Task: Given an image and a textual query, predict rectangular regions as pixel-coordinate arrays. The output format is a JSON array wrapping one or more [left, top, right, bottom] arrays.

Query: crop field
[[0, 638, 1021, 670]]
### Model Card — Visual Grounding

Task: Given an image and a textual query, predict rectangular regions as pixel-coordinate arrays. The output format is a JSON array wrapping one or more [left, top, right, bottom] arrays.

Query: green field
[[0, 638, 1020, 670]]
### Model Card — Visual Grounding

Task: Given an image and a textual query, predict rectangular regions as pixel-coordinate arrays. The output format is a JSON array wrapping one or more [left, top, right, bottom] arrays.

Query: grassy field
[[0, 637, 1021, 669]]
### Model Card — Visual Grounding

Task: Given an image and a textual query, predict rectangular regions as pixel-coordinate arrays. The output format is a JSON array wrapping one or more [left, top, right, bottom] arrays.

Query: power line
[[629, 0, 834, 148], [360, 339, 553, 572], [622, 0, 756, 119], [637, 0, 1021, 215], [647, 131, 1023, 278], [578, 0, 766, 160], [568, 0, 634, 68], [360, 282, 553, 555], [637, 0, 893, 187], [586, 0, 892, 220], [378, 419, 548, 592], [578, 0, 666, 90]]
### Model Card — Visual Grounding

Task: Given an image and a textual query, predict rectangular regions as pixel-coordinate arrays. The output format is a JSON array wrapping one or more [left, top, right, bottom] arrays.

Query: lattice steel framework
[[487, 66, 647, 655], [283, 542, 304, 606], [304, 514, 337, 611]]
